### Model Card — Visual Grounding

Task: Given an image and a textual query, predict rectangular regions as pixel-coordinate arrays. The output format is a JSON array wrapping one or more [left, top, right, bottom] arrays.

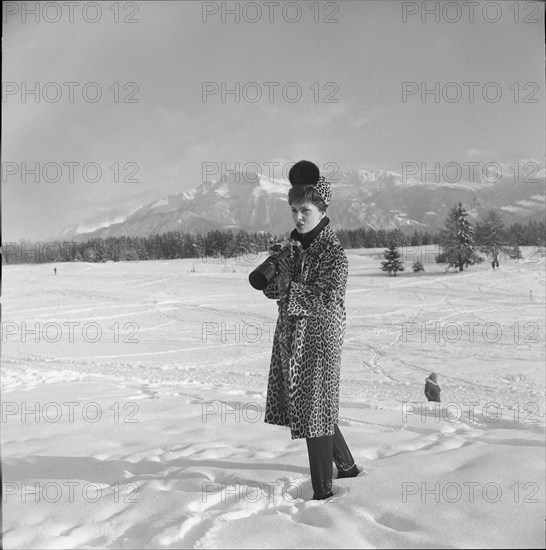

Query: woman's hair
[[288, 160, 320, 186], [288, 185, 327, 212]]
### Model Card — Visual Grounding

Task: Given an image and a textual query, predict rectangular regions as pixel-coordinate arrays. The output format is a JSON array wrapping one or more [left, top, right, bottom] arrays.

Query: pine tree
[[513, 230, 523, 259], [440, 202, 478, 271], [476, 210, 506, 267], [381, 242, 404, 276]]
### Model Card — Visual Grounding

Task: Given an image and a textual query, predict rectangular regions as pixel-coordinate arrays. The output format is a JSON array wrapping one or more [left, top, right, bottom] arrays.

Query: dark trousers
[[305, 424, 356, 499]]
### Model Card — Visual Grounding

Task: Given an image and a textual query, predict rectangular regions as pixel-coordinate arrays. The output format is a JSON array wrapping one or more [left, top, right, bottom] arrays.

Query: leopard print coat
[[262, 224, 348, 439]]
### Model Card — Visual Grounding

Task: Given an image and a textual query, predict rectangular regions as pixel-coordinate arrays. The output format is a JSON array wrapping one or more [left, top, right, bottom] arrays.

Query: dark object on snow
[[425, 372, 441, 402]]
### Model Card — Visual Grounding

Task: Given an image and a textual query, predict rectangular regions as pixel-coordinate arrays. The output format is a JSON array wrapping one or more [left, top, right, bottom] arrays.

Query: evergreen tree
[[410, 230, 420, 246], [412, 260, 424, 272], [88, 238, 106, 262], [193, 233, 207, 259], [513, 230, 523, 259], [381, 242, 404, 276], [476, 210, 506, 267], [440, 202, 478, 271]]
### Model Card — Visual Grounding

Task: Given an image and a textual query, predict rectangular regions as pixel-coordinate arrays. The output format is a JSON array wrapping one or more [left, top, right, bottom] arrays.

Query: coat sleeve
[[286, 245, 348, 317], [263, 279, 281, 300]]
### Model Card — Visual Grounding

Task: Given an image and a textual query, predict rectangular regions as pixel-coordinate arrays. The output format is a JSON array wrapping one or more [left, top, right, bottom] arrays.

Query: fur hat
[[288, 160, 320, 186], [314, 175, 332, 206], [288, 160, 332, 206]]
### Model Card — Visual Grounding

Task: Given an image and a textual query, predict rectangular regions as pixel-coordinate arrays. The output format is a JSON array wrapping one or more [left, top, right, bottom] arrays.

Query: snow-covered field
[[2, 247, 545, 549]]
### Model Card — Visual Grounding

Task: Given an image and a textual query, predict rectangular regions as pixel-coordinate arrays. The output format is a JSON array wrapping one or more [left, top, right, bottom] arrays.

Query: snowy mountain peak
[[358, 169, 400, 183]]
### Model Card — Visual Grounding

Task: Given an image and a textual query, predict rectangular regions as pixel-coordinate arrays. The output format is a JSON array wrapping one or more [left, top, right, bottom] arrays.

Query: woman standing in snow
[[262, 160, 359, 500]]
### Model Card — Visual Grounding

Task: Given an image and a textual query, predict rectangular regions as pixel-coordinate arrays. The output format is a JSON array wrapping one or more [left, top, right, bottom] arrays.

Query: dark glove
[[276, 255, 291, 296]]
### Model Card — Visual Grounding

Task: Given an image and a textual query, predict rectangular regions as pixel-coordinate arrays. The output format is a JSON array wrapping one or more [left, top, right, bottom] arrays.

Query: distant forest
[[3, 218, 545, 265]]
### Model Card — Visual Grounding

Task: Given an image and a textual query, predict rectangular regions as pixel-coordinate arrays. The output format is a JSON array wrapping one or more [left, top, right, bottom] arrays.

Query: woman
[[262, 160, 359, 500]]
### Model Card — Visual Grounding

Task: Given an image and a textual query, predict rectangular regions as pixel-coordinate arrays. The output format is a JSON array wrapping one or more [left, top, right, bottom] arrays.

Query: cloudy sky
[[3, 0, 544, 241]]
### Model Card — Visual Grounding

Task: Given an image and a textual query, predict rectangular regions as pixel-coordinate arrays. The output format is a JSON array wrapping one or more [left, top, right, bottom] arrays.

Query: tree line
[[3, 207, 545, 265], [380, 204, 545, 275]]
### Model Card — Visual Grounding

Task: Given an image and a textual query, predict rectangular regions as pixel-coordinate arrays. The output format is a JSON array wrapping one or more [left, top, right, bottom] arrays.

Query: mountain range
[[59, 167, 545, 241]]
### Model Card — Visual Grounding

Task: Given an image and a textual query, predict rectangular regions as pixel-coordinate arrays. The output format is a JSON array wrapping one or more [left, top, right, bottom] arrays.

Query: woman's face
[[290, 201, 324, 234]]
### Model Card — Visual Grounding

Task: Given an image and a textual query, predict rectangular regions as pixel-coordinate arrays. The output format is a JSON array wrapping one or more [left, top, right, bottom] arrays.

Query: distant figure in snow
[[54, 267, 57, 275], [425, 372, 441, 402], [491, 261, 495, 270]]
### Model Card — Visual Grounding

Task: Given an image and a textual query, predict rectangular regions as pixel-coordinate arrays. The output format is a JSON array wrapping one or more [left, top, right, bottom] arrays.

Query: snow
[[151, 198, 170, 208], [214, 184, 230, 199], [75, 214, 128, 235], [501, 205, 532, 214], [358, 169, 400, 183], [253, 175, 290, 197], [514, 198, 545, 209], [2, 248, 545, 549]]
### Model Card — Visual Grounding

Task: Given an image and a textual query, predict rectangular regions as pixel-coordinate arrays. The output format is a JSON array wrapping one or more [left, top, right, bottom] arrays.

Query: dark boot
[[333, 424, 359, 478], [306, 434, 334, 500]]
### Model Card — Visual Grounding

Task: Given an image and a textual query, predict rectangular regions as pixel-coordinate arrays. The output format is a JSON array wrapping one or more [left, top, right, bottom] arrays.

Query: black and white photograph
[[2, 1, 545, 548]]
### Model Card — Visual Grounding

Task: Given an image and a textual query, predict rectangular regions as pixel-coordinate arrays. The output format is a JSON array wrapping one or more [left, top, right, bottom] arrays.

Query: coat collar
[[290, 216, 330, 250]]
